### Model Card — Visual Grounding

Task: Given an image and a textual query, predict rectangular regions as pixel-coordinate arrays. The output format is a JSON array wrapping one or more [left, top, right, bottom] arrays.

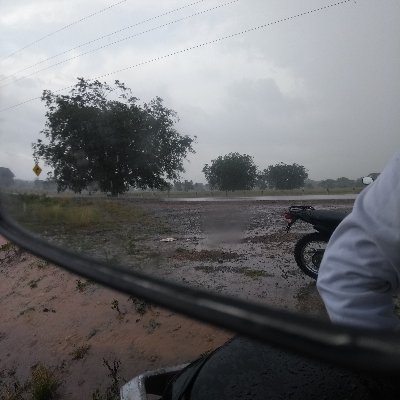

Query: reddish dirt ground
[[0, 199, 354, 398], [0, 237, 230, 399]]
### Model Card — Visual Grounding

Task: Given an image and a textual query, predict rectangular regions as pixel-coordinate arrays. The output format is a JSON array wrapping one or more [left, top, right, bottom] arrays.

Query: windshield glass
[[0, 0, 399, 398]]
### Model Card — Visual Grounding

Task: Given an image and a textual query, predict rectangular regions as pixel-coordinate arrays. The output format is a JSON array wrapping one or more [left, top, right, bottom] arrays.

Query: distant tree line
[[305, 176, 376, 190], [3, 76, 377, 196], [172, 180, 208, 192], [200, 153, 375, 192], [319, 177, 362, 189], [202, 153, 309, 192], [0, 162, 374, 195]]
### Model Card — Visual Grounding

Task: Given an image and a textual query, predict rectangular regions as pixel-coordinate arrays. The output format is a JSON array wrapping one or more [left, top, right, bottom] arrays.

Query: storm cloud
[[0, 0, 399, 181]]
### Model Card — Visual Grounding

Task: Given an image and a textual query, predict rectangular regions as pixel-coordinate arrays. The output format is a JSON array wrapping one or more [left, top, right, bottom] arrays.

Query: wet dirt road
[[123, 198, 355, 321]]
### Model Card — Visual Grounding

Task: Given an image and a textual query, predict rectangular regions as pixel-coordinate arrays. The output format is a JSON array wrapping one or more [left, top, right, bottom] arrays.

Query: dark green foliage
[[262, 163, 308, 190], [320, 176, 362, 189], [202, 152, 258, 191], [183, 179, 194, 192], [0, 365, 62, 400], [33, 78, 195, 195], [0, 167, 14, 188], [30, 364, 61, 400], [71, 344, 91, 361], [255, 172, 269, 190]]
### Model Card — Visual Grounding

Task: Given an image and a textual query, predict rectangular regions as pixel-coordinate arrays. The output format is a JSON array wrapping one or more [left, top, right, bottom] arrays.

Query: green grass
[[30, 364, 61, 400], [0, 364, 61, 400], [2, 193, 172, 269], [70, 344, 91, 361], [238, 268, 274, 279], [6, 193, 156, 233]]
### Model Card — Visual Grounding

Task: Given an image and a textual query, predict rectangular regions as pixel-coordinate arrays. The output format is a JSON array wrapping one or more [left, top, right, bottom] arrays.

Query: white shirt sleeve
[[316, 152, 400, 331]]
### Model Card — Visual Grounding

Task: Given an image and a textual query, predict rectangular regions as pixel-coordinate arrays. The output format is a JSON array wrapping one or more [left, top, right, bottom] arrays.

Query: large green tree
[[33, 78, 195, 195], [202, 153, 257, 191], [262, 162, 308, 190]]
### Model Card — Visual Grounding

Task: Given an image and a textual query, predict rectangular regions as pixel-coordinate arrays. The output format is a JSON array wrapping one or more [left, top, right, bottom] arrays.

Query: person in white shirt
[[317, 152, 400, 331]]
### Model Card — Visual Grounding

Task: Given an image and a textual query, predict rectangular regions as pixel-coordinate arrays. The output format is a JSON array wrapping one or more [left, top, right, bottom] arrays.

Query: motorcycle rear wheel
[[294, 233, 329, 280]]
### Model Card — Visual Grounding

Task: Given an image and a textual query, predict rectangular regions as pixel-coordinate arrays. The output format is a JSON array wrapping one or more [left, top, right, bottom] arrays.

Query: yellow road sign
[[33, 163, 42, 177]]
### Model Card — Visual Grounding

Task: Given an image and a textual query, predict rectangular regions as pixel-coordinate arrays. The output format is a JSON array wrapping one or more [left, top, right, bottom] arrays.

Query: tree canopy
[[0, 167, 15, 188], [202, 153, 258, 191], [262, 163, 308, 190], [33, 78, 195, 195], [320, 176, 361, 189]]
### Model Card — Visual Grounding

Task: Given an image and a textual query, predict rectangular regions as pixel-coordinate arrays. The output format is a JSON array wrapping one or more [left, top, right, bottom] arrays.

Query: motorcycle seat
[[308, 210, 349, 225]]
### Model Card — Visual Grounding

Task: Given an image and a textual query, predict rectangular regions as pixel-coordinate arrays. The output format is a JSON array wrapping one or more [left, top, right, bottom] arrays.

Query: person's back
[[317, 152, 400, 330]]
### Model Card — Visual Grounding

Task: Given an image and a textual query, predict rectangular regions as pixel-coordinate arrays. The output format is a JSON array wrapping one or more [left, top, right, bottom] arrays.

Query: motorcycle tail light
[[284, 212, 293, 223]]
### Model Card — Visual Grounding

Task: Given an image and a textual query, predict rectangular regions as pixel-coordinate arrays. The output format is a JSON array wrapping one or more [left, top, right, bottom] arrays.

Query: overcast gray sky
[[0, 0, 399, 182]]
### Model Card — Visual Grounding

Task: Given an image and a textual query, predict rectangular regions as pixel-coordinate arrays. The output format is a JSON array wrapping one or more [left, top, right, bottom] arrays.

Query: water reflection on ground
[[165, 194, 358, 202]]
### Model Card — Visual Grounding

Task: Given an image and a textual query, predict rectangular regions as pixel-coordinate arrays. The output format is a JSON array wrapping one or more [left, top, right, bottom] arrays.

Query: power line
[[0, 0, 129, 62], [0, 0, 354, 113], [0, 0, 208, 84], [0, 0, 239, 89]]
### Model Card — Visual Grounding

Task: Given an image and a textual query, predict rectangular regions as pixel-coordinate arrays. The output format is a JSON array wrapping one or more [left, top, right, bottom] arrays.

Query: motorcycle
[[284, 205, 349, 279]]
